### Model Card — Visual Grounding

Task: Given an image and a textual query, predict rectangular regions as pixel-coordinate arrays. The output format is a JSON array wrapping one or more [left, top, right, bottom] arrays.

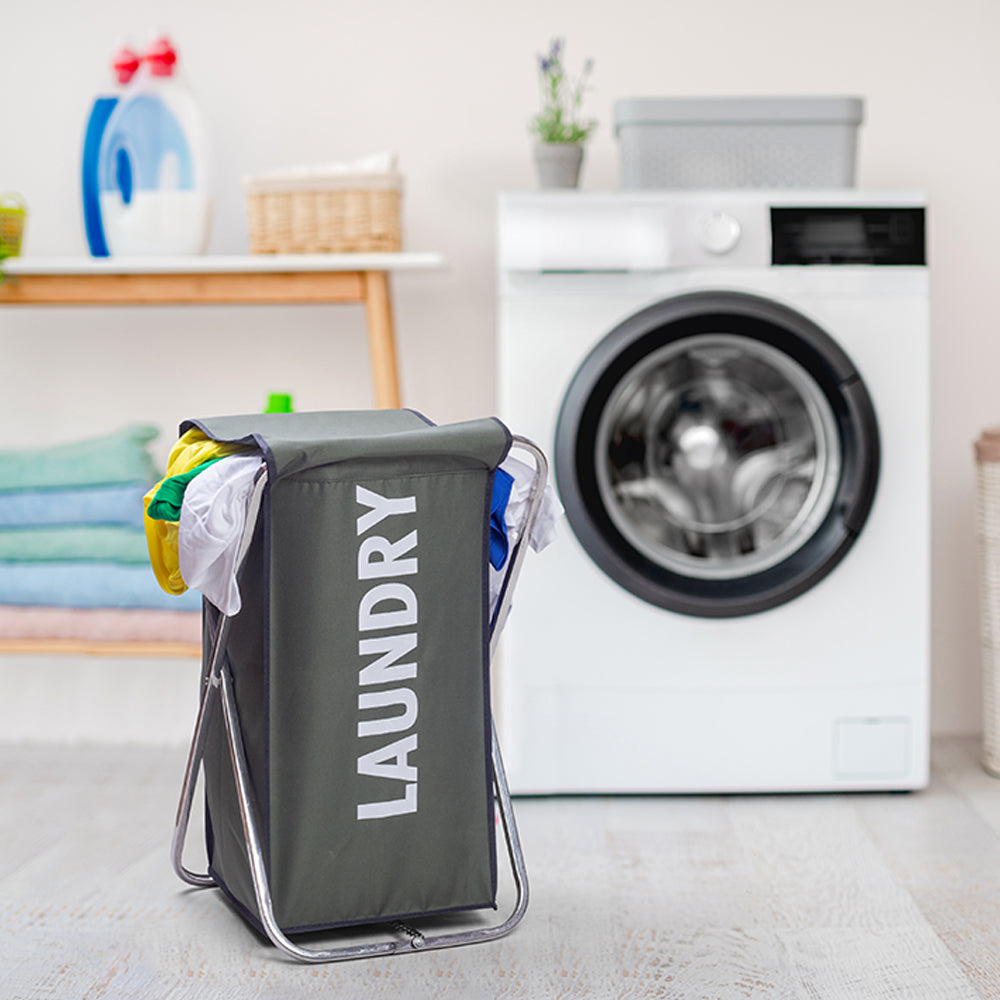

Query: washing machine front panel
[[555, 291, 879, 618], [496, 191, 930, 793]]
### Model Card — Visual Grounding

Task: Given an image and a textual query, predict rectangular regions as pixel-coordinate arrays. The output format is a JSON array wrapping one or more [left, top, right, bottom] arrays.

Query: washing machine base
[[502, 679, 928, 795]]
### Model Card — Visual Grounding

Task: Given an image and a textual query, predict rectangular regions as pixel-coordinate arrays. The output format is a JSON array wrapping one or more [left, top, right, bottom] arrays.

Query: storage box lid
[[614, 96, 864, 130]]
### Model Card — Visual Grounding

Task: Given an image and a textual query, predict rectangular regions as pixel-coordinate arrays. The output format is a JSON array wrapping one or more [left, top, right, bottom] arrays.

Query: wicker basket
[[975, 429, 1000, 776], [244, 172, 402, 254]]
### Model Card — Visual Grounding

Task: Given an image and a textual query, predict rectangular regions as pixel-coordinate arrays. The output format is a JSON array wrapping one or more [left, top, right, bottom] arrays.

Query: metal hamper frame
[[170, 435, 548, 962]]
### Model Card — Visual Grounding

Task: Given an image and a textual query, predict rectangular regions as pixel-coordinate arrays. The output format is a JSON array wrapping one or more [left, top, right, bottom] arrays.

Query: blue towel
[[0, 562, 202, 611], [0, 484, 147, 529], [490, 468, 515, 570]]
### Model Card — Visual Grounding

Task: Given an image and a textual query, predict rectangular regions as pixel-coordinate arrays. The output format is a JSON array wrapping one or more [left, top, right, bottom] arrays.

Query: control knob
[[697, 211, 742, 254]]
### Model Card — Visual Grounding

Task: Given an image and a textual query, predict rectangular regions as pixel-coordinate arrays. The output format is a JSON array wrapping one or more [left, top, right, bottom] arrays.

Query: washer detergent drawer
[[497, 192, 774, 272], [498, 201, 671, 271]]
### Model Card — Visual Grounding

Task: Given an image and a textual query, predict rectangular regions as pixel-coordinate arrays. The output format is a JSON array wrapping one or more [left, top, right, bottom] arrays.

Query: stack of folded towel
[[0, 425, 202, 647]]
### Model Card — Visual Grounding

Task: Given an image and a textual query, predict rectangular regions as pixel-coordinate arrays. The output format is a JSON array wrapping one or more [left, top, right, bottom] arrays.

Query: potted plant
[[529, 39, 596, 189]]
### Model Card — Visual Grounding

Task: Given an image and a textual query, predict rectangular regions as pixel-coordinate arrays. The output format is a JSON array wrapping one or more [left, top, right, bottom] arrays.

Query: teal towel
[[0, 425, 159, 493], [0, 526, 149, 564]]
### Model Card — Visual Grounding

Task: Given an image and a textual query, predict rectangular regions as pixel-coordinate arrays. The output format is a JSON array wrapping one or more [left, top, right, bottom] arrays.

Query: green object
[[264, 393, 294, 414], [0, 425, 159, 494], [0, 525, 148, 564], [147, 457, 224, 522], [188, 409, 512, 934], [0, 192, 26, 261]]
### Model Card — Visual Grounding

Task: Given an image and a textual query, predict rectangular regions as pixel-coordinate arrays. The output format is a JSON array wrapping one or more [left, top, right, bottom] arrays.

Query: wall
[[1, 0, 997, 737]]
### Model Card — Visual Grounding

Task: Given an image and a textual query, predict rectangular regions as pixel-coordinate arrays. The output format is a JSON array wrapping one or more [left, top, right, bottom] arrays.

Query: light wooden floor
[[2, 738, 999, 999]]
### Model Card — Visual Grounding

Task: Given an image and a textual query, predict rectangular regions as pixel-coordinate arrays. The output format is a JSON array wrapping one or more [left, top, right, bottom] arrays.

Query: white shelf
[[1, 252, 446, 275]]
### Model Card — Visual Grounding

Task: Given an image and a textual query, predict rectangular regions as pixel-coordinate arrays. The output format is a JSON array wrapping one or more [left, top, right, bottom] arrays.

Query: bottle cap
[[144, 36, 178, 76], [111, 46, 141, 84], [264, 393, 294, 414]]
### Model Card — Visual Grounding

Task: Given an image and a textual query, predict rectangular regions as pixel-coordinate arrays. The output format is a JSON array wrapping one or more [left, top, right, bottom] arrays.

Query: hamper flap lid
[[181, 409, 511, 481]]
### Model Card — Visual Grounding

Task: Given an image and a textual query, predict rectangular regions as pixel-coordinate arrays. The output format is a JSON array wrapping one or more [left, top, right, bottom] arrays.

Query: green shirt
[[146, 458, 224, 522]]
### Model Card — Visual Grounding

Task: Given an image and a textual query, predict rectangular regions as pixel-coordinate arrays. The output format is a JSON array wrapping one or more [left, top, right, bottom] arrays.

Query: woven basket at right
[[976, 457, 1000, 774]]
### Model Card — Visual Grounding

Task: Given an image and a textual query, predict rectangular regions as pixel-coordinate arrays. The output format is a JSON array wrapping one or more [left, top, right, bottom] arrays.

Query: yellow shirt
[[144, 428, 254, 595]]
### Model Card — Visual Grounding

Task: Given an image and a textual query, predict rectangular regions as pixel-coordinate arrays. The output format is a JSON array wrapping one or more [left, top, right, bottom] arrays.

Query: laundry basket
[[976, 429, 1000, 776], [170, 409, 546, 961]]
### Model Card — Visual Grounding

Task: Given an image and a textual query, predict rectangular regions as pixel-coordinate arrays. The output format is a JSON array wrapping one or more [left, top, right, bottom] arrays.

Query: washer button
[[698, 211, 742, 254]]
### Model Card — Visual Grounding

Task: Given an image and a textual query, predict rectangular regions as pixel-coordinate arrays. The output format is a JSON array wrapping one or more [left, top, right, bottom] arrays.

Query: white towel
[[178, 455, 264, 616], [247, 153, 398, 182]]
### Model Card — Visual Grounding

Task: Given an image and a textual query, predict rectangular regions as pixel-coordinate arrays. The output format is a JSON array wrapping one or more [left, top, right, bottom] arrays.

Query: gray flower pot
[[533, 142, 585, 189]]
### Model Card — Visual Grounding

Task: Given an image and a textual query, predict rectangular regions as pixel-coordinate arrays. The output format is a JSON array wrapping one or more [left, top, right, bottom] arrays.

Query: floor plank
[[0, 739, 996, 999]]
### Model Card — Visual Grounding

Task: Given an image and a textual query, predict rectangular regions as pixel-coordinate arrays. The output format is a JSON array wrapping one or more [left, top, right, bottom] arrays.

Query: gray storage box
[[614, 96, 863, 190]]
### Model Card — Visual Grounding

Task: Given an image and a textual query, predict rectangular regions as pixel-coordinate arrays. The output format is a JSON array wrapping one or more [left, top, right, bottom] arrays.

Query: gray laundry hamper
[[169, 409, 546, 962]]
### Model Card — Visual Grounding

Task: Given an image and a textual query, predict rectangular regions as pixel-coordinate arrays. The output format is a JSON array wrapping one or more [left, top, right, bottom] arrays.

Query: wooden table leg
[[362, 271, 402, 409]]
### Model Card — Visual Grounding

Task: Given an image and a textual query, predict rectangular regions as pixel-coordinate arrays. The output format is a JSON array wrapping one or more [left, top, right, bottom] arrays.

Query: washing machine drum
[[555, 291, 880, 618]]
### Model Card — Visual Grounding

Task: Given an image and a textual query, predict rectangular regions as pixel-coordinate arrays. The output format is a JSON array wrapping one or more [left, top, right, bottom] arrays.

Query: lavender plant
[[530, 39, 596, 144]]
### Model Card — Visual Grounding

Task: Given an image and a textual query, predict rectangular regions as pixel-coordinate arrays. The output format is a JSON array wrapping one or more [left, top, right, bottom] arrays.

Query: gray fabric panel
[[267, 458, 495, 929]]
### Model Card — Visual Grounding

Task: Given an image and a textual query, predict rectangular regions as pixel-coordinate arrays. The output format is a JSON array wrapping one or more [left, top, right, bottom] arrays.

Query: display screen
[[771, 207, 925, 265]]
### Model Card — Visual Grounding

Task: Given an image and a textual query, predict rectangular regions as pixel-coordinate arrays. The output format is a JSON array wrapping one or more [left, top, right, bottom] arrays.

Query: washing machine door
[[555, 291, 879, 618]]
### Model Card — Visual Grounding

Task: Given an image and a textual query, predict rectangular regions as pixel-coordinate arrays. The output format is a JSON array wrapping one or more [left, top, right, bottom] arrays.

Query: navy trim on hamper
[[482, 466, 500, 904], [181, 418, 278, 488], [403, 408, 435, 427], [209, 862, 266, 934], [260, 484, 273, 879], [205, 798, 216, 883], [490, 417, 514, 468]]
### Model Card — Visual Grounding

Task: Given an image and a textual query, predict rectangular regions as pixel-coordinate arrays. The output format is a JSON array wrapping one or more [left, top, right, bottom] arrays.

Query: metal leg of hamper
[[171, 467, 268, 890], [171, 434, 547, 962]]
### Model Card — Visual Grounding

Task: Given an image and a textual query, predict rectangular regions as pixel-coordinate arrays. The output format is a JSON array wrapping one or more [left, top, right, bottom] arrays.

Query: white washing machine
[[497, 190, 929, 794]]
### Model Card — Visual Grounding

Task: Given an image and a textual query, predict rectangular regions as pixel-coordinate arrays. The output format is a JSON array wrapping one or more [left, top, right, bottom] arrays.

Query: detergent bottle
[[81, 44, 139, 256], [96, 36, 213, 255]]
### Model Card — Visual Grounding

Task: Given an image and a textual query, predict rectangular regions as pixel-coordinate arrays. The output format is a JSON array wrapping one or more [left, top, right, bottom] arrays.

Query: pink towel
[[0, 605, 201, 643]]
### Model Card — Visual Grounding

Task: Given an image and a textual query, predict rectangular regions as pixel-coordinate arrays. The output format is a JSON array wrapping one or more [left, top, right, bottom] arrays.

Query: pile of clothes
[[0, 425, 201, 646], [144, 427, 264, 616], [144, 425, 563, 624]]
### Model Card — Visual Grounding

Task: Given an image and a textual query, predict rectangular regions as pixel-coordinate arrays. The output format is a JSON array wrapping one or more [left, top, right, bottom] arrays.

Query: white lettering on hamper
[[358, 530, 418, 579], [355, 486, 416, 535], [357, 688, 418, 738], [358, 583, 417, 631], [356, 737, 418, 820], [355, 485, 420, 821], [357, 634, 417, 686]]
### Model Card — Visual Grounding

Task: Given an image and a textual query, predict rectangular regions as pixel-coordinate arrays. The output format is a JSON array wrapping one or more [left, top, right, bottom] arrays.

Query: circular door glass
[[555, 292, 880, 618], [595, 334, 841, 580]]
